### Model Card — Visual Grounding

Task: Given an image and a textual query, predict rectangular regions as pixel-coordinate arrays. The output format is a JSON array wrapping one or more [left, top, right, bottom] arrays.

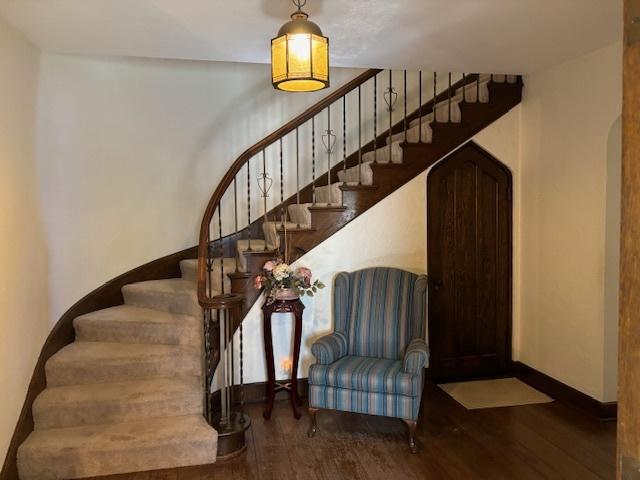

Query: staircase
[[12, 69, 522, 480], [16, 267, 218, 480]]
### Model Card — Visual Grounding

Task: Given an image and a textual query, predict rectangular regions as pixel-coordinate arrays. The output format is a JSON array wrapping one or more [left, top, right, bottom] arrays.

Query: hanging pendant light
[[271, 0, 329, 92]]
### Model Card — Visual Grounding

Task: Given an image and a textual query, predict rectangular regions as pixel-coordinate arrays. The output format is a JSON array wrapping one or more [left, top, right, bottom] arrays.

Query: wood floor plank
[[81, 381, 617, 480]]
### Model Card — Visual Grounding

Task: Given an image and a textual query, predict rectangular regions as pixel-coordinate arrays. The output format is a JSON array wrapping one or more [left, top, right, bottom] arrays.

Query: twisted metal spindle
[[246, 159, 252, 252], [262, 149, 268, 250], [477, 73, 480, 102], [358, 85, 362, 184], [203, 307, 212, 423], [403, 70, 407, 142], [279, 138, 285, 230], [418, 70, 423, 142], [326, 105, 332, 200], [218, 203, 224, 294], [295, 128, 300, 228], [219, 308, 228, 426], [388, 70, 392, 161], [342, 95, 347, 190], [448, 72, 452, 123], [312, 116, 316, 204], [373, 73, 377, 163], [239, 305, 245, 421], [462, 73, 467, 102], [233, 177, 239, 272], [433, 72, 437, 124]]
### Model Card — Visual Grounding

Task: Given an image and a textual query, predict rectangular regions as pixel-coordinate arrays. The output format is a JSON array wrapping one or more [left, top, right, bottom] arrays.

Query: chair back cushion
[[337, 267, 426, 360]]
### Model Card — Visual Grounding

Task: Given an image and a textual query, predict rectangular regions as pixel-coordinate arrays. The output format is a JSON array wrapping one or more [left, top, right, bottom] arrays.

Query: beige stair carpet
[[439, 378, 553, 410], [17, 260, 219, 480]]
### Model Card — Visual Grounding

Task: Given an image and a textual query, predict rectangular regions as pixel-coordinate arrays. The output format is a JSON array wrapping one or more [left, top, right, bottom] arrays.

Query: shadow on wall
[[603, 115, 621, 402]]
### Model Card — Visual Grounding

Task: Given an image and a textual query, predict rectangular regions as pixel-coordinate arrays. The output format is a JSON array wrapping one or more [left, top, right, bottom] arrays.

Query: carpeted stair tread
[[122, 278, 203, 316], [74, 305, 200, 346], [33, 377, 202, 430], [387, 121, 433, 145], [17, 414, 217, 480], [45, 341, 200, 387], [313, 182, 342, 205]]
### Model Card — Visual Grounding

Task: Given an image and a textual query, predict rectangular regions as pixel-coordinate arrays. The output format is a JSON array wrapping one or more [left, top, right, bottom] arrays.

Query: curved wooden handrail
[[197, 68, 382, 306]]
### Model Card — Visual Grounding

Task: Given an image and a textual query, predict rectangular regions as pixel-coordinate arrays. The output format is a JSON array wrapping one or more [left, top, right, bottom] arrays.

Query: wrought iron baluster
[[342, 95, 347, 190], [295, 128, 300, 228], [246, 159, 252, 251], [312, 116, 316, 204], [203, 307, 212, 423], [419, 70, 423, 142], [433, 72, 437, 124], [233, 177, 239, 272], [207, 228, 213, 299], [373, 74, 377, 163], [279, 138, 284, 230], [226, 308, 232, 423], [218, 203, 224, 294], [219, 308, 227, 426], [403, 70, 407, 142], [448, 72, 452, 123], [462, 73, 467, 102], [262, 150, 268, 250], [326, 105, 332, 200], [477, 73, 480, 102], [388, 70, 392, 161], [239, 304, 245, 420], [358, 84, 362, 184]]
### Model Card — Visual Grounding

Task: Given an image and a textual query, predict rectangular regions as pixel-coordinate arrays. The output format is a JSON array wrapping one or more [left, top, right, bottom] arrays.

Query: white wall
[[0, 18, 49, 461], [518, 42, 622, 402]]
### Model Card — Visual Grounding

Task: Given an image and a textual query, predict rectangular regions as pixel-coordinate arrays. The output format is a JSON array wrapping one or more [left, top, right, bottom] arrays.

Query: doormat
[[438, 377, 553, 409]]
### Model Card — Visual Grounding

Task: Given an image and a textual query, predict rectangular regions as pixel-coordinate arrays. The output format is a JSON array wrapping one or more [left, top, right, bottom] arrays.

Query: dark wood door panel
[[427, 142, 512, 381]]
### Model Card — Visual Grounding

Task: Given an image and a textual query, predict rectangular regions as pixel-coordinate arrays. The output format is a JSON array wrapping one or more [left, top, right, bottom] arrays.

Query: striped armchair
[[307, 267, 429, 453]]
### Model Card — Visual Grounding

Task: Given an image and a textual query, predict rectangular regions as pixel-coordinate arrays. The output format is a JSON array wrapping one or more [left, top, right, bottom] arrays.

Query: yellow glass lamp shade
[[272, 9, 329, 92]]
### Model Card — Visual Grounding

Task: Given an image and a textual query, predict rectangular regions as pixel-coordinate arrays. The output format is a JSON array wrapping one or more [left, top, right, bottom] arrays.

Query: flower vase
[[274, 287, 299, 301]]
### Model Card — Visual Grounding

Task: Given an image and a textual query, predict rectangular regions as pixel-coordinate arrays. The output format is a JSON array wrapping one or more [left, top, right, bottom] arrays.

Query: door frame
[[426, 141, 513, 381]]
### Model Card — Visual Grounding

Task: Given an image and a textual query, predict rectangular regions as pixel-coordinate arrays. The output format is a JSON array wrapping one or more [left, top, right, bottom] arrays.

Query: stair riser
[[244, 253, 275, 273], [17, 437, 217, 480], [122, 289, 201, 317], [45, 356, 201, 387], [74, 321, 201, 347], [33, 390, 202, 430], [179, 260, 197, 282], [182, 259, 235, 292]]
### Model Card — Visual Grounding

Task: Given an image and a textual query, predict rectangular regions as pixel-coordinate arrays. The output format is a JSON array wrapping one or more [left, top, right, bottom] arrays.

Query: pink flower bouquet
[[255, 259, 324, 304]]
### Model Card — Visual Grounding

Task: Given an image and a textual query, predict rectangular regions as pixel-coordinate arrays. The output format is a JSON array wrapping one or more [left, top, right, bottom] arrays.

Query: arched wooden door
[[427, 142, 512, 381]]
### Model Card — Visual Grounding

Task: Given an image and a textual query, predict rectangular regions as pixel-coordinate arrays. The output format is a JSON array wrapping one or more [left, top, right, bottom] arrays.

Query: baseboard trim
[[511, 361, 617, 422]]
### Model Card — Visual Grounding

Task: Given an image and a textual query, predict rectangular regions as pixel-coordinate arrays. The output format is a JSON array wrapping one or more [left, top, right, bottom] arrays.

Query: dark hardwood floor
[[85, 382, 616, 480]]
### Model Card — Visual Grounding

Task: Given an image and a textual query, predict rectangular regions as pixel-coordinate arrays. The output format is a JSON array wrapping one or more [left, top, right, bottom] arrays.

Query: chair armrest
[[403, 338, 429, 374], [311, 332, 348, 365]]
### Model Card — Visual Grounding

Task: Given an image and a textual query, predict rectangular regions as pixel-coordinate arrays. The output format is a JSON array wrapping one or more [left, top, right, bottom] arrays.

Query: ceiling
[[0, 0, 622, 73]]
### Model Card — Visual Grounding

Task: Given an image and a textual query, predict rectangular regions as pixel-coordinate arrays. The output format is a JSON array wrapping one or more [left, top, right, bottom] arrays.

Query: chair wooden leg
[[403, 419, 418, 454], [308, 407, 319, 437]]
